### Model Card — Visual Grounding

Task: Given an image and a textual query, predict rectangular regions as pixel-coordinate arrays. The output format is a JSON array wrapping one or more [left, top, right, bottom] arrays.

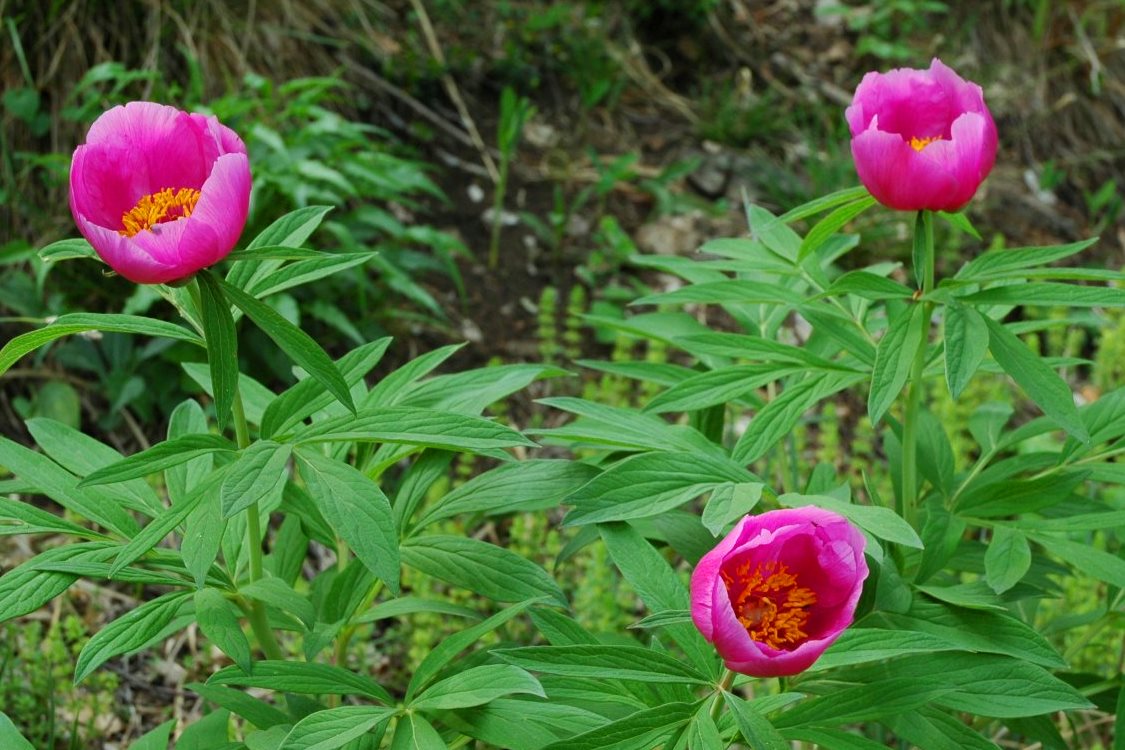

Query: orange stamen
[[909, 135, 942, 152], [721, 561, 817, 650], [119, 188, 201, 237]]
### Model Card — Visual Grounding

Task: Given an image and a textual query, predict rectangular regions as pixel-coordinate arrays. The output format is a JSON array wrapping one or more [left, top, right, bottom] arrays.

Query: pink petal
[[691, 515, 754, 640], [73, 213, 178, 284], [176, 152, 251, 270]]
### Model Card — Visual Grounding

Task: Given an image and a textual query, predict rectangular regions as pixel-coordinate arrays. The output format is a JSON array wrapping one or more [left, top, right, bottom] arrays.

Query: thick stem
[[901, 210, 934, 528]]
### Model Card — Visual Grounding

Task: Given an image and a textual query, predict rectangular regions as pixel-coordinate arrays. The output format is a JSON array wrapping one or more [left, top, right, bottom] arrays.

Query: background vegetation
[[1, 0, 1124, 747]]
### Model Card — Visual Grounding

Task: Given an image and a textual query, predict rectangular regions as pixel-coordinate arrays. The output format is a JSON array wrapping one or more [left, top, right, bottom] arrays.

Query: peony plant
[[0, 58, 1120, 749]]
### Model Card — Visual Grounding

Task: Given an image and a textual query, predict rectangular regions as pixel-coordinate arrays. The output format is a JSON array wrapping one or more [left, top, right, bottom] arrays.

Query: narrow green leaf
[[798, 195, 877, 261], [74, 591, 191, 683], [565, 452, 756, 525], [956, 239, 1098, 280], [777, 493, 923, 548], [279, 706, 396, 750], [779, 186, 871, 223], [406, 598, 539, 700], [808, 628, 962, 672], [401, 535, 562, 606], [197, 271, 240, 430], [219, 277, 354, 414], [38, 237, 97, 263], [984, 527, 1032, 594], [221, 441, 292, 518], [735, 372, 863, 462], [208, 661, 393, 704], [354, 597, 480, 625], [723, 692, 788, 750], [943, 304, 989, 398], [937, 211, 981, 239], [822, 270, 913, 300], [295, 449, 399, 595], [868, 304, 926, 424], [701, 482, 763, 536], [195, 588, 252, 674], [0, 542, 114, 622], [127, 721, 175, 750], [984, 316, 1087, 441], [187, 682, 289, 729], [494, 645, 709, 684], [963, 282, 1125, 307], [772, 678, 950, 728], [539, 703, 695, 750], [294, 407, 534, 452], [1030, 533, 1125, 589], [79, 434, 236, 487], [261, 338, 392, 438], [411, 665, 544, 710], [390, 714, 446, 750], [0, 313, 202, 377]]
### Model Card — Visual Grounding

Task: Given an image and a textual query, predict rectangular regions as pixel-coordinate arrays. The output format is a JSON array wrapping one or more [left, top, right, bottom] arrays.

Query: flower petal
[[73, 213, 178, 284], [175, 152, 251, 271]]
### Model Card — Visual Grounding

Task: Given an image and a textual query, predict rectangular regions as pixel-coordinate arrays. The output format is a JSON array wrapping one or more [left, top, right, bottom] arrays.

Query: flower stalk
[[900, 210, 934, 528]]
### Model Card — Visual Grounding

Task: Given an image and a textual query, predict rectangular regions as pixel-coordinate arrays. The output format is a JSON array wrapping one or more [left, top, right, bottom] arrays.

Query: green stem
[[901, 210, 934, 528], [709, 668, 736, 721], [488, 156, 511, 269]]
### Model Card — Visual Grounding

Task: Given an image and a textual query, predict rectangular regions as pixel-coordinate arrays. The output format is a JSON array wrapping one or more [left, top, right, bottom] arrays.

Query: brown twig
[[405, 0, 499, 183]]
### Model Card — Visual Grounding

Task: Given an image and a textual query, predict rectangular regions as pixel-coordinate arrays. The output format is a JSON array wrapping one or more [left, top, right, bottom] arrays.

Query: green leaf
[[539, 703, 695, 750], [533, 398, 716, 454], [406, 598, 540, 700], [798, 195, 877, 261], [127, 720, 175, 750], [0, 313, 202, 377], [182, 364, 273, 427], [723, 692, 788, 750], [598, 523, 718, 678], [0, 543, 114, 622], [564, 452, 757, 525], [295, 449, 399, 595], [937, 210, 981, 239], [494, 645, 709, 684], [261, 338, 392, 438], [443, 698, 604, 750], [735, 373, 864, 463], [808, 628, 962, 672], [25, 417, 162, 516], [955, 238, 1097, 280], [219, 277, 354, 414], [294, 407, 534, 452], [38, 237, 97, 263], [401, 536, 562, 605], [772, 678, 950, 728], [0, 496, 95, 538], [963, 282, 1125, 307], [984, 526, 1032, 594], [749, 203, 802, 261], [0, 436, 138, 536], [187, 682, 289, 729], [633, 280, 802, 307], [943, 304, 989, 398], [885, 709, 1001, 750], [411, 665, 544, 710], [208, 661, 393, 704], [74, 590, 191, 683], [628, 609, 692, 630], [877, 600, 1064, 668], [642, 364, 797, 415], [701, 482, 763, 536], [354, 597, 481, 625], [868, 304, 926, 424], [221, 441, 292, 518], [777, 493, 923, 548], [1030, 533, 1125, 589], [390, 713, 446, 750], [197, 271, 240, 430], [279, 706, 396, 750], [916, 580, 1005, 611], [984, 316, 1087, 441], [195, 588, 252, 674], [416, 460, 598, 529], [250, 254, 376, 299], [79, 434, 236, 487], [227, 206, 333, 291], [109, 467, 225, 577], [822, 270, 913, 300], [241, 576, 316, 629], [782, 729, 890, 750]]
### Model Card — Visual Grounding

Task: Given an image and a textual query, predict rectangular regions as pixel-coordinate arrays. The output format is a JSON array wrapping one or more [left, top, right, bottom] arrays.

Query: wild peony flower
[[690, 507, 868, 677], [846, 58, 997, 212], [69, 101, 251, 284]]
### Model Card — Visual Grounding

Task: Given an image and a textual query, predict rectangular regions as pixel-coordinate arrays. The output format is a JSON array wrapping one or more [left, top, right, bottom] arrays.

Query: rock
[[635, 213, 703, 256]]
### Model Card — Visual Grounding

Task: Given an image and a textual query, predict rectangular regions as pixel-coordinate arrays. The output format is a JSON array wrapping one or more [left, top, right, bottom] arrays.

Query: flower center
[[909, 135, 942, 152], [721, 560, 817, 650], [119, 188, 201, 237]]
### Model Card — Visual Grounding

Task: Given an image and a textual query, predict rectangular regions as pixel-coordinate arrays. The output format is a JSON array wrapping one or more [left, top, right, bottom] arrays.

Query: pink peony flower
[[846, 58, 997, 212], [69, 101, 251, 284], [690, 507, 868, 677]]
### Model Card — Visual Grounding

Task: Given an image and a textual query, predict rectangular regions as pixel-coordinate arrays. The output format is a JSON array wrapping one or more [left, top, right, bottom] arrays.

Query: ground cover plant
[[1, 2, 1124, 749]]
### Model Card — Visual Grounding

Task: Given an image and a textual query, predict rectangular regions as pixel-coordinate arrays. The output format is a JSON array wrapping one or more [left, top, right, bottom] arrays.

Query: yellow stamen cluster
[[721, 560, 817, 650], [909, 135, 942, 152], [119, 187, 201, 237]]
